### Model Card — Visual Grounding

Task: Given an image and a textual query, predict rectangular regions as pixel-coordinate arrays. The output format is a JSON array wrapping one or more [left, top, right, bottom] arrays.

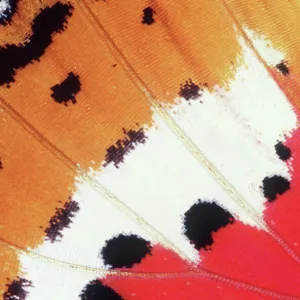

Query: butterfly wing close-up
[[1, 0, 300, 299]]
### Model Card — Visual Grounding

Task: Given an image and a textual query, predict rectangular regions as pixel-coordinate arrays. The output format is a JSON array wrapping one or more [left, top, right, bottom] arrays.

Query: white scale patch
[[19, 36, 297, 299], [0, 0, 11, 19]]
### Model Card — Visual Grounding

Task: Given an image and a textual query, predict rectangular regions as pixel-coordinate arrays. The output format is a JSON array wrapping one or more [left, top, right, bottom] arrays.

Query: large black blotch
[[183, 200, 234, 250], [142, 7, 155, 25], [0, 1, 73, 87], [104, 128, 147, 168], [0, 0, 18, 26], [101, 234, 152, 268], [276, 60, 289, 76], [44, 197, 79, 242], [179, 79, 204, 101], [50, 72, 81, 105], [3, 277, 32, 300], [262, 175, 290, 202], [275, 141, 291, 161], [80, 280, 123, 300]]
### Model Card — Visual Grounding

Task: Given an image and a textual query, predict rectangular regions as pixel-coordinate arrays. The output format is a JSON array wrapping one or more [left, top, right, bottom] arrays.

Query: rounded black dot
[[262, 175, 290, 202], [183, 200, 234, 250], [80, 280, 123, 300], [275, 141, 291, 161], [101, 234, 152, 268], [142, 7, 155, 25]]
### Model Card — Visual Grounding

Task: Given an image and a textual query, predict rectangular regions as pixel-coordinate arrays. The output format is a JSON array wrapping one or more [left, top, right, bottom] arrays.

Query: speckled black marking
[[0, 1, 73, 87], [0, 0, 18, 26], [3, 277, 32, 300], [104, 128, 147, 168], [276, 60, 289, 76], [101, 234, 152, 269], [275, 141, 291, 161], [262, 175, 290, 202], [44, 197, 79, 242], [50, 72, 81, 105], [80, 280, 123, 300], [183, 200, 234, 250], [179, 79, 204, 101], [142, 7, 155, 25]]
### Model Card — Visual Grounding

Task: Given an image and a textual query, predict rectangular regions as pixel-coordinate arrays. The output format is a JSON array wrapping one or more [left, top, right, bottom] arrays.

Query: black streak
[[276, 60, 289, 76], [80, 280, 123, 300], [275, 141, 292, 161], [0, 1, 73, 87], [3, 277, 32, 300], [183, 200, 234, 250], [262, 175, 290, 202], [142, 7, 155, 25], [104, 128, 147, 168], [179, 79, 204, 101], [0, 0, 18, 26], [50, 72, 81, 105], [101, 234, 152, 269], [44, 197, 79, 242]]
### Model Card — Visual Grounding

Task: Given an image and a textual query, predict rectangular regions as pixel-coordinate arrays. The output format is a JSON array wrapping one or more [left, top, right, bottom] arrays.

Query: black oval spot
[[142, 7, 155, 25], [262, 175, 290, 202], [276, 60, 289, 76], [0, 159, 3, 169], [101, 234, 152, 268], [0, 0, 18, 26], [183, 200, 234, 250], [275, 141, 291, 161], [80, 280, 123, 300], [179, 79, 204, 101], [3, 277, 32, 300], [50, 72, 81, 105]]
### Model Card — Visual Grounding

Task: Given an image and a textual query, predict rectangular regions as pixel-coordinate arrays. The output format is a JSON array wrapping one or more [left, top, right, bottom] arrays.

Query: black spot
[[80, 280, 123, 300], [44, 197, 79, 242], [262, 175, 290, 202], [0, 0, 18, 26], [275, 141, 291, 161], [50, 72, 81, 105], [112, 64, 117, 67], [142, 7, 155, 25], [276, 60, 289, 76], [179, 79, 204, 101], [3, 277, 32, 300], [183, 200, 234, 250], [0, 160, 3, 169], [0, 1, 73, 87], [101, 234, 152, 269], [104, 128, 147, 168]]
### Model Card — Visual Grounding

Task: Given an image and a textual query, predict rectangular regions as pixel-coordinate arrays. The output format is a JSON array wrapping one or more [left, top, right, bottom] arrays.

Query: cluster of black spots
[[179, 79, 206, 101], [183, 200, 234, 250], [80, 280, 123, 300], [50, 72, 81, 105], [262, 175, 290, 202], [276, 60, 289, 76], [142, 7, 156, 25], [3, 277, 32, 300], [0, 1, 74, 87], [0, 0, 18, 26], [104, 128, 147, 168], [275, 141, 292, 161], [44, 197, 79, 242], [101, 234, 152, 269]]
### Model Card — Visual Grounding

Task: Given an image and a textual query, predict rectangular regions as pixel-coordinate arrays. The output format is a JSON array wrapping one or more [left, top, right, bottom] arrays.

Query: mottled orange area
[[226, 0, 300, 110], [84, 0, 242, 101], [0, 0, 152, 169], [0, 249, 20, 295], [0, 108, 75, 289]]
